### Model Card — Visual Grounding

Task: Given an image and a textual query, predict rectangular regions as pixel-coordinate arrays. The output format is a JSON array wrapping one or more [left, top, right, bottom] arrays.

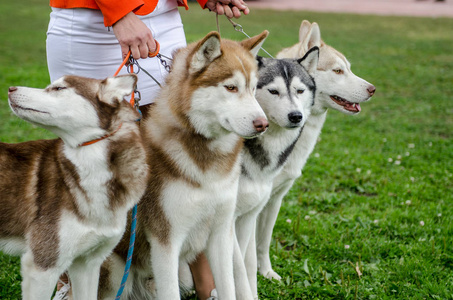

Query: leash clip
[[127, 58, 140, 75], [226, 18, 244, 34], [226, 16, 274, 59], [133, 90, 142, 121], [157, 54, 172, 73], [133, 90, 141, 111]]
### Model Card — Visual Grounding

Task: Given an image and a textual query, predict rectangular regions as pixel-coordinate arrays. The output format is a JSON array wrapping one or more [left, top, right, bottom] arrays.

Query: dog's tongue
[[345, 102, 361, 112]]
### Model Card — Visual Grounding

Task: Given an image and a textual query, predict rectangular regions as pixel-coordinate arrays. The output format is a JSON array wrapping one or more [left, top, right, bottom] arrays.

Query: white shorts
[[46, 1, 186, 105]]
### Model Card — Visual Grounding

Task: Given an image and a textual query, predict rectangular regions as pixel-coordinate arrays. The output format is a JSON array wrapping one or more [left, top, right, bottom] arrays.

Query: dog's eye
[[52, 86, 67, 91], [333, 69, 344, 75], [297, 89, 305, 95], [224, 85, 238, 93], [268, 89, 279, 96]]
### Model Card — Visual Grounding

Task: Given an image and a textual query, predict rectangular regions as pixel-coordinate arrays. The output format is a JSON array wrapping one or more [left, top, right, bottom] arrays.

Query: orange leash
[[148, 40, 160, 58], [113, 40, 161, 107], [113, 51, 131, 77]]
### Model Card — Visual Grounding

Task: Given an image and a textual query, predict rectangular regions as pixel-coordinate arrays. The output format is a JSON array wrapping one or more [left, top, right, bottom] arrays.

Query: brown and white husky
[[0, 74, 149, 300], [98, 31, 269, 300]]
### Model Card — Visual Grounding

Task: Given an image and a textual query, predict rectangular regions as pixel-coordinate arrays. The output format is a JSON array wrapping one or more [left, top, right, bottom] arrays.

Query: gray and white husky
[[255, 20, 376, 282], [234, 47, 319, 298]]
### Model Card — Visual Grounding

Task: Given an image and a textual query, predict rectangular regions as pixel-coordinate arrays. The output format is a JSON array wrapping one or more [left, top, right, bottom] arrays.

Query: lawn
[[1, 1, 453, 299]]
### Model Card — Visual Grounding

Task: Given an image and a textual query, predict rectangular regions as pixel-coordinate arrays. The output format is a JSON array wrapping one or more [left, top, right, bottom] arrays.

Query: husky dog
[[0, 75, 148, 300], [98, 31, 269, 300], [255, 20, 376, 281], [233, 47, 319, 298]]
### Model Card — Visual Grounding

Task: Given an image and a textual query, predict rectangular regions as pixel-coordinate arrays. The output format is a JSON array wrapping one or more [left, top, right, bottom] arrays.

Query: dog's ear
[[298, 20, 312, 43], [189, 31, 222, 74], [298, 46, 319, 76], [100, 74, 138, 104], [300, 22, 321, 54], [256, 56, 266, 68], [241, 30, 269, 57]]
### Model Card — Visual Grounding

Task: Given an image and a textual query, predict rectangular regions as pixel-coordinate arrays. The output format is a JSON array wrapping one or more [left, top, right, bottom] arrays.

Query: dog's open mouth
[[330, 95, 361, 113]]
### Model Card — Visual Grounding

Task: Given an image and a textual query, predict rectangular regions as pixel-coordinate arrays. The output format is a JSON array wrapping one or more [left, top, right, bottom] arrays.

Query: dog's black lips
[[330, 95, 361, 112]]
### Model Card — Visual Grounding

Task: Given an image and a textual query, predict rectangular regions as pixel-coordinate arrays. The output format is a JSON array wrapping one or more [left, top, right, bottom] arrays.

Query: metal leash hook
[[157, 53, 172, 73], [133, 89, 141, 115], [226, 17, 274, 59], [149, 40, 172, 73], [227, 18, 246, 36], [131, 58, 162, 88], [125, 58, 142, 117]]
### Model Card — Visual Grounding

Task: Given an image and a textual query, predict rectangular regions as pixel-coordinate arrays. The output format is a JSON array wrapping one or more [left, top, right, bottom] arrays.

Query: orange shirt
[[49, 0, 209, 27]]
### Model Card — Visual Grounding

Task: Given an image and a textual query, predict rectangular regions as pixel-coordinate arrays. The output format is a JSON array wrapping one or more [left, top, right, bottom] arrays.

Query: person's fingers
[[147, 40, 158, 56], [231, 0, 250, 16], [231, 0, 247, 10], [112, 12, 156, 60], [240, 5, 250, 16], [205, 1, 216, 11], [205, 0, 250, 17], [231, 6, 241, 18], [120, 44, 130, 60], [130, 45, 141, 60], [139, 45, 149, 59], [216, 2, 225, 15], [222, 4, 234, 18]]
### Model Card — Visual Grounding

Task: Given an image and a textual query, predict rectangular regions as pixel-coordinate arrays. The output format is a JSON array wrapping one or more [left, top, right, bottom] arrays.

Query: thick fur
[[0, 75, 148, 300], [98, 31, 269, 300], [255, 20, 376, 281], [234, 48, 319, 298]]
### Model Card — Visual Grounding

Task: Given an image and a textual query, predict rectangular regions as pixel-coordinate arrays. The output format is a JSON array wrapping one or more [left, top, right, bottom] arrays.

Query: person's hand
[[112, 12, 157, 60], [205, 0, 250, 18]]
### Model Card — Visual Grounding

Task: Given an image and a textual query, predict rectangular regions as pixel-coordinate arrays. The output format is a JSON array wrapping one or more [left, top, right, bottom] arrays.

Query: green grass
[[1, 1, 453, 299]]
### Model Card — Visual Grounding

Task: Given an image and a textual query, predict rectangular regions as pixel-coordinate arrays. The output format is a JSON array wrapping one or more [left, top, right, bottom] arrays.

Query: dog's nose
[[288, 111, 303, 124], [8, 86, 18, 95], [253, 117, 269, 133], [367, 85, 376, 96]]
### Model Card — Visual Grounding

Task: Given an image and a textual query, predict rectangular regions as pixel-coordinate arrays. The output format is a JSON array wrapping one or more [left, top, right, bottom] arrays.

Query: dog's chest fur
[[242, 126, 303, 177], [115, 119, 244, 270], [282, 112, 327, 181], [236, 126, 302, 215]]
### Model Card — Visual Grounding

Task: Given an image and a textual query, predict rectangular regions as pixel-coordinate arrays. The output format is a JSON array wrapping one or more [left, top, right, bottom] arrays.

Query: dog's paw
[[262, 269, 282, 281]]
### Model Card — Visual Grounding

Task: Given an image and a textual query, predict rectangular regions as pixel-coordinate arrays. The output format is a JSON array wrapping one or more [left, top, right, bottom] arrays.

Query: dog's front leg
[[233, 232, 254, 300], [68, 257, 103, 300], [235, 213, 260, 299], [245, 225, 259, 299], [206, 218, 236, 300], [21, 252, 62, 300], [151, 237, 181, 299], [255, 182, 293, 281]]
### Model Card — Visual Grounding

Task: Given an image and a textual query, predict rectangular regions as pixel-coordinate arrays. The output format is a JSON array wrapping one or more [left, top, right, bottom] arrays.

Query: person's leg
[[189, 253, 216, 300], [56, 272, 69, 291]]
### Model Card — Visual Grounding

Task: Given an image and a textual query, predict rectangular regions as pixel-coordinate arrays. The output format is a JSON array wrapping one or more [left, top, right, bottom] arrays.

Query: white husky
[[255, 20, 376, 281], [1, 75, 148, 300], [234, 47, 319, 299], [97, 31, 269, 300]]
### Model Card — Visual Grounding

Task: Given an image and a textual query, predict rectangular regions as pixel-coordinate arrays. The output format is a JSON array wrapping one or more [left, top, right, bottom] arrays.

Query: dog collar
[[78, 123, 123, 147]]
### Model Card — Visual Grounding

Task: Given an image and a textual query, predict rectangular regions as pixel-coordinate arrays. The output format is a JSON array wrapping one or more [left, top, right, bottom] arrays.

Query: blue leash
[[113, 51, 170, 299], [115, 204, 138, 300]]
